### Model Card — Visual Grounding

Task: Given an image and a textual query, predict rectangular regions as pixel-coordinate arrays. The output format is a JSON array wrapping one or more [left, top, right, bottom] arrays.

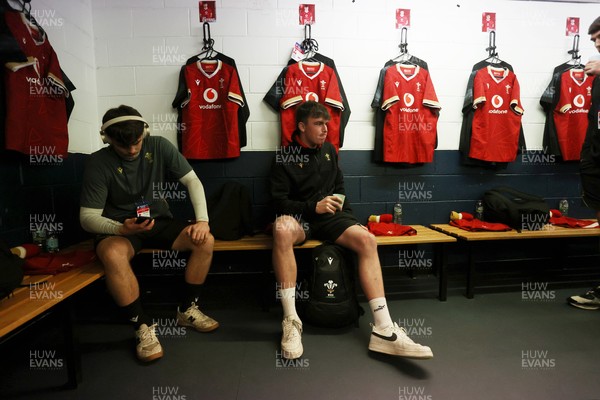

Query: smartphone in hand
[[135, 216, 153, 224]]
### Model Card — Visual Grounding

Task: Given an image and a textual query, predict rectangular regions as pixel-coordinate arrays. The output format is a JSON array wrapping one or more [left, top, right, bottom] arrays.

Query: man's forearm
[[80, 207, 123, 235], [179, 171, 209, 222]]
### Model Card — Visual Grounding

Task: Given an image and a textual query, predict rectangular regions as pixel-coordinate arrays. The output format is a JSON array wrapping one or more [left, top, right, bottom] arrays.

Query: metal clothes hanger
[[567, 34, 585, 69], [392, 27, 415, 65], [197, 22, 216, 61], [300, 24, 319, 62], [484, 31, 503, 65]]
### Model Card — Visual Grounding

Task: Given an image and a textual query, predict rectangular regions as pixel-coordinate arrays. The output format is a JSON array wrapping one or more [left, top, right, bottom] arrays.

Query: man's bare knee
[[191, 232, 214, 253], [273, 216, 303, 247], [339, 227, 377, 255], [97, 237, 134, 266]]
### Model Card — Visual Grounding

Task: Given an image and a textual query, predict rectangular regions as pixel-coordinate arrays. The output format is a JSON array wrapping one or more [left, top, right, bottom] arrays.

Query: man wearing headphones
[[80, 105, 217, 362]]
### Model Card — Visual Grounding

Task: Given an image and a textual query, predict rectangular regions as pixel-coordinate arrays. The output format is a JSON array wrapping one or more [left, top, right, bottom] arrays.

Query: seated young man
[[269, 101, 433, 360], [79, 105, 218, 362]]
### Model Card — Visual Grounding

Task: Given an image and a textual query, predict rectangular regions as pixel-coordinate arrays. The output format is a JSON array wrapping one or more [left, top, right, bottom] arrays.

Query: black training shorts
[[307, 210, 361, 243], [94, 218, 191, 254]]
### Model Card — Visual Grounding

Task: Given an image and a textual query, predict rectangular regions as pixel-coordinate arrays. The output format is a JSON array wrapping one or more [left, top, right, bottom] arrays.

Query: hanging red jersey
[[469, 66, 524, 162], [3, 11, 69, 157], [176, 60, 244, 159], [553, 69, 594, 161], [278, 61, 344, 150], [381, 64, 440, 163]]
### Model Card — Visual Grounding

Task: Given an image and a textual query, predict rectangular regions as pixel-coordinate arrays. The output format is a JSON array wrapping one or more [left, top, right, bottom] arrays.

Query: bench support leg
[[466, 243, 475, 299], [436, 243, 448, 302], [61, 299, 82, 389]]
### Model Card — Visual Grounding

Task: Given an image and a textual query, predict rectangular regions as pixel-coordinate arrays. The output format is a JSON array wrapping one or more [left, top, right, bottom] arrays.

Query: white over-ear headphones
[[99, 115, 150, 144]]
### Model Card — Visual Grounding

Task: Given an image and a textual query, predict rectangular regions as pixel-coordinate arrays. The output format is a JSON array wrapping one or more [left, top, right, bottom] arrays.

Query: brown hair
[[589, 16, 600, 35], [295, 101, 330, 127], [101, 105, 146, 146]]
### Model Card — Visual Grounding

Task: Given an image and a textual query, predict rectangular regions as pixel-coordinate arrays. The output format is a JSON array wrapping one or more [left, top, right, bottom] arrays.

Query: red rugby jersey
[[381, 64, 440, 163], [177, 60, 244, 159], [469, 66, 524, 162], [553, 69, 594, 161], [4, 11, 69, 157]]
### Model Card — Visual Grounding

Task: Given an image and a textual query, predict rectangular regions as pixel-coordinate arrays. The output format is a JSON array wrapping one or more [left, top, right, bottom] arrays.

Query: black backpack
[[482, 187, 550, 231], [302, 243, 362, 328], [207, 181, 253, 240], [0, 238, 24, 300]]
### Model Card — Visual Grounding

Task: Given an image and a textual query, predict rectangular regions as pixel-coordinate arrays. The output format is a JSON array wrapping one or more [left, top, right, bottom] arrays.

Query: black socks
[[121, 297, 151, 329], [180, 282, 203, 311]]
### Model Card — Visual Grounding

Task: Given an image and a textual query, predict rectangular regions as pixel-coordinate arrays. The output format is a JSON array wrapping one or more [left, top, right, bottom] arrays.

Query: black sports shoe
[[567, 286, 600, 310]]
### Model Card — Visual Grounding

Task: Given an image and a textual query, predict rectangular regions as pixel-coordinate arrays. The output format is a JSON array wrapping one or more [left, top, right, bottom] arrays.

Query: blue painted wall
[[0, 149, 594, 249]]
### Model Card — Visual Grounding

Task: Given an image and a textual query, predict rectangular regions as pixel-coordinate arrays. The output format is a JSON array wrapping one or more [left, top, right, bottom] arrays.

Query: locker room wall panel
[[51, 183, 90, 247], [189, 160, 227, 178], [337, 150, 386, 177], [3, 0, 599, 249], [341, 177, 360, 208], [20, 160, 78, 187], [0, 183, 56, 245], [87, 0, 600, 154], [222, 151, 273, 178], [0, 150, 594, 250], [0, 152, 21, 186]]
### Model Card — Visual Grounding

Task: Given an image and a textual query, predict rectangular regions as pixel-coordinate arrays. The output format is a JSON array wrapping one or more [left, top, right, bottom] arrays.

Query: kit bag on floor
[[301, 243, 362, 328], [482, 186, 550, 231]]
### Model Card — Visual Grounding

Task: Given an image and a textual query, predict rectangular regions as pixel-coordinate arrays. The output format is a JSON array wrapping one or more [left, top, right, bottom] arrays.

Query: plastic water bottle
[[33, 229, 46, 249], [46, 231, 59, 253], [558, 199, 569, 216], [475, 200, 484, 220], [393, 202, 403, 225]]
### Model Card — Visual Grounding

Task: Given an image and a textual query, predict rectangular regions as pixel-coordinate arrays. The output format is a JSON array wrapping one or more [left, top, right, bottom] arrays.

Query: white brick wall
[[40, 0, 600, 154]]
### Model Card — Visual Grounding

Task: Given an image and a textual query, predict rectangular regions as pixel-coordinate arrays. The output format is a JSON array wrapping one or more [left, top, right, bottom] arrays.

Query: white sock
[[369, 297, 393, 330], [279, 287, 299, 320]]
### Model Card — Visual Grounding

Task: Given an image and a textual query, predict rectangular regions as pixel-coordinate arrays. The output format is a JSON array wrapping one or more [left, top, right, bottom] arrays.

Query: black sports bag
[[302, 243, 362, 328], [482, 186, 550, 231]]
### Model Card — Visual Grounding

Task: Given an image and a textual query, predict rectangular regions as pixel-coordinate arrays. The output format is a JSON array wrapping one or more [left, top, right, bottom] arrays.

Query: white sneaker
[[135, 323, 163, 362], [368, 322, 433, 359], [177, 302, 219, 332], [281, 316, 303, 359]]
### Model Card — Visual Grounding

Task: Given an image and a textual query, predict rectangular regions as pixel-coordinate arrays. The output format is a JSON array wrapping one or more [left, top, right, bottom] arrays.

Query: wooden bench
[[0, 241, 104, 389], [430, 223, 600, 298], [140, 225, 457, 300], [0, 225, 456, 391]]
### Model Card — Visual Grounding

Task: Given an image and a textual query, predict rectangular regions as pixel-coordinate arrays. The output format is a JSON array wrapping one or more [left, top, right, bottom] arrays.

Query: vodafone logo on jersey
[[199, 88, 222, 110], [305, 92, 319, 102], [573, 94, 585, 108], [403, 93, 415, 107], [491, 95, 504, 109], [203, 88, 218, 103]]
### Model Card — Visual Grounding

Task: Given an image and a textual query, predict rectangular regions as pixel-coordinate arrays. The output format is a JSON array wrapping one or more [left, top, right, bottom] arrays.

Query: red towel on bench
[[548, 209, 598, 228], [367, 222, 417, 236], [450, 219, 512, 232], [23, 250, 97, 275]]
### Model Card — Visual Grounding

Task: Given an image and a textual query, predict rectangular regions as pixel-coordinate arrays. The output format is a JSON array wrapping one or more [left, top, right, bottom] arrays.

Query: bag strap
[[489, 186, 545, 204]]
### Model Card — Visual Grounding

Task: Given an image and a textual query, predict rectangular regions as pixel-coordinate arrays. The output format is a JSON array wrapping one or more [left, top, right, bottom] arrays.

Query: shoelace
[[390, 323, 417, 345], [283, 319, 301, 341], [584, 290, 600, 299], [139, 324, 158, 344], [185, 302, 205, 320]]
